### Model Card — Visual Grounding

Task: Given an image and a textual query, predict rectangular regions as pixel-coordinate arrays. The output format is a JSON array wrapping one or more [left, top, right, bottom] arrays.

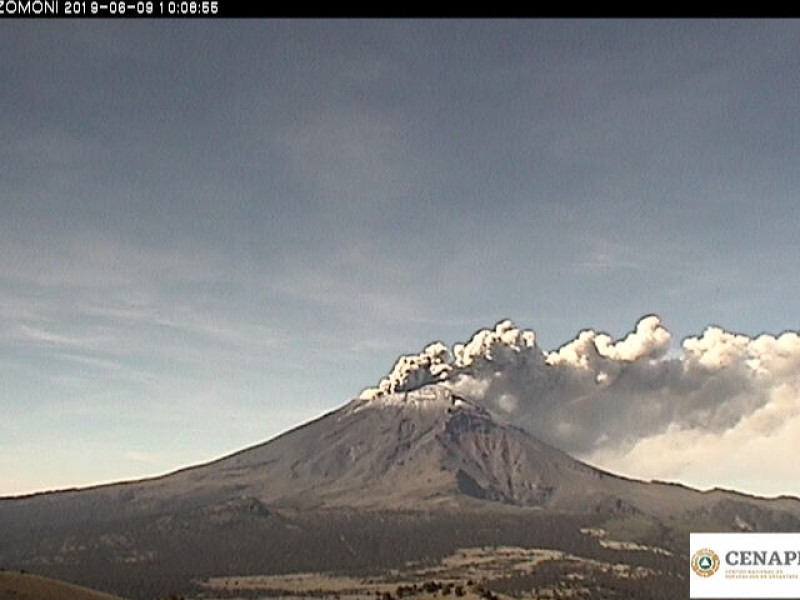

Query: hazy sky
[[2, 20, 800, 497]]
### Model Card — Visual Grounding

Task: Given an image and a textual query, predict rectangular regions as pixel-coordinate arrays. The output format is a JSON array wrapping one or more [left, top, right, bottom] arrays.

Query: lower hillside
[[0, 570, 126, 600], [1, 508, 687, 599], [198, 543, 684, 600]]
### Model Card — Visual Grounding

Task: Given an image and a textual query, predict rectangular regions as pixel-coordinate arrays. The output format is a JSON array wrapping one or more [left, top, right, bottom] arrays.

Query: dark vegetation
[[486, 561, 686, 600], [0, 505, 691, 599]]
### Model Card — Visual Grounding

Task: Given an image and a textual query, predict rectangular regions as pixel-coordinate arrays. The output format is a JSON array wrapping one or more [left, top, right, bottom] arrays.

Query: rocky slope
[[1, 385, 799, 598]]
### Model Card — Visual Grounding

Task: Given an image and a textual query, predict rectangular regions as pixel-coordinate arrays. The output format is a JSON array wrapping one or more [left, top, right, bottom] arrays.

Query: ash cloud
[[360, 315, 800, 495]]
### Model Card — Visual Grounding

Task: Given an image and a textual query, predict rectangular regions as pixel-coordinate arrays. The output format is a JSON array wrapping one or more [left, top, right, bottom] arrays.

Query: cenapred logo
[[691, 533, 800, 598], [691, 548, 721, 577]]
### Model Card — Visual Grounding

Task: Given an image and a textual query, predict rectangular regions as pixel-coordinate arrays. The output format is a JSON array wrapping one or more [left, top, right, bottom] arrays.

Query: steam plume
[[359, 315, 800, 496]]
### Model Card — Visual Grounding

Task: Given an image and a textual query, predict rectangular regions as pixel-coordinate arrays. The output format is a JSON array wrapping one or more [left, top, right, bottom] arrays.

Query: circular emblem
[[692, 548, 721, 577]]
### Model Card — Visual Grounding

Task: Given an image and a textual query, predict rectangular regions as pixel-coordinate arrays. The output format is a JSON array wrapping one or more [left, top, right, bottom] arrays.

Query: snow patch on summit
[[353, 384, 480, 415]]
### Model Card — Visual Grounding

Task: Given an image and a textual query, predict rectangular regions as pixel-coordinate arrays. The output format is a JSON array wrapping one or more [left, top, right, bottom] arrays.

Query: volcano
[[2, 385, 800, 598]]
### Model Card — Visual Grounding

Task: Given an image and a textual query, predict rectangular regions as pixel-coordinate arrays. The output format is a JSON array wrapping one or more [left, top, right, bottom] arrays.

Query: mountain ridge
[[3, 385, 800, 599], [3, 385, 799, 518]]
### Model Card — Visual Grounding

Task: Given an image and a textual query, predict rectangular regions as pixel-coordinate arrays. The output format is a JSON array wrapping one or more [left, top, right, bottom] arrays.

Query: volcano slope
[[2, 386, 799, 598]]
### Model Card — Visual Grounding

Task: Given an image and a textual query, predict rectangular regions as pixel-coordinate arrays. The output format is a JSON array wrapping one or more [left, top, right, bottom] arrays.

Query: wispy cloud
[[576, 239, 643, 274], [15, 323, 110, 348], [123, 450, 161, 465]]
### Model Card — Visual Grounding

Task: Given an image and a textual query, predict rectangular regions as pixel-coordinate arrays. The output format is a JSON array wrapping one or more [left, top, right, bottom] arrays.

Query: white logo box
[[691, 533, 800, 598]]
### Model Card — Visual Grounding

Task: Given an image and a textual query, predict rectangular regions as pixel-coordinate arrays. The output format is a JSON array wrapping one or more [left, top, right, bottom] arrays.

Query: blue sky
[[2, 20, 800, 496]]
